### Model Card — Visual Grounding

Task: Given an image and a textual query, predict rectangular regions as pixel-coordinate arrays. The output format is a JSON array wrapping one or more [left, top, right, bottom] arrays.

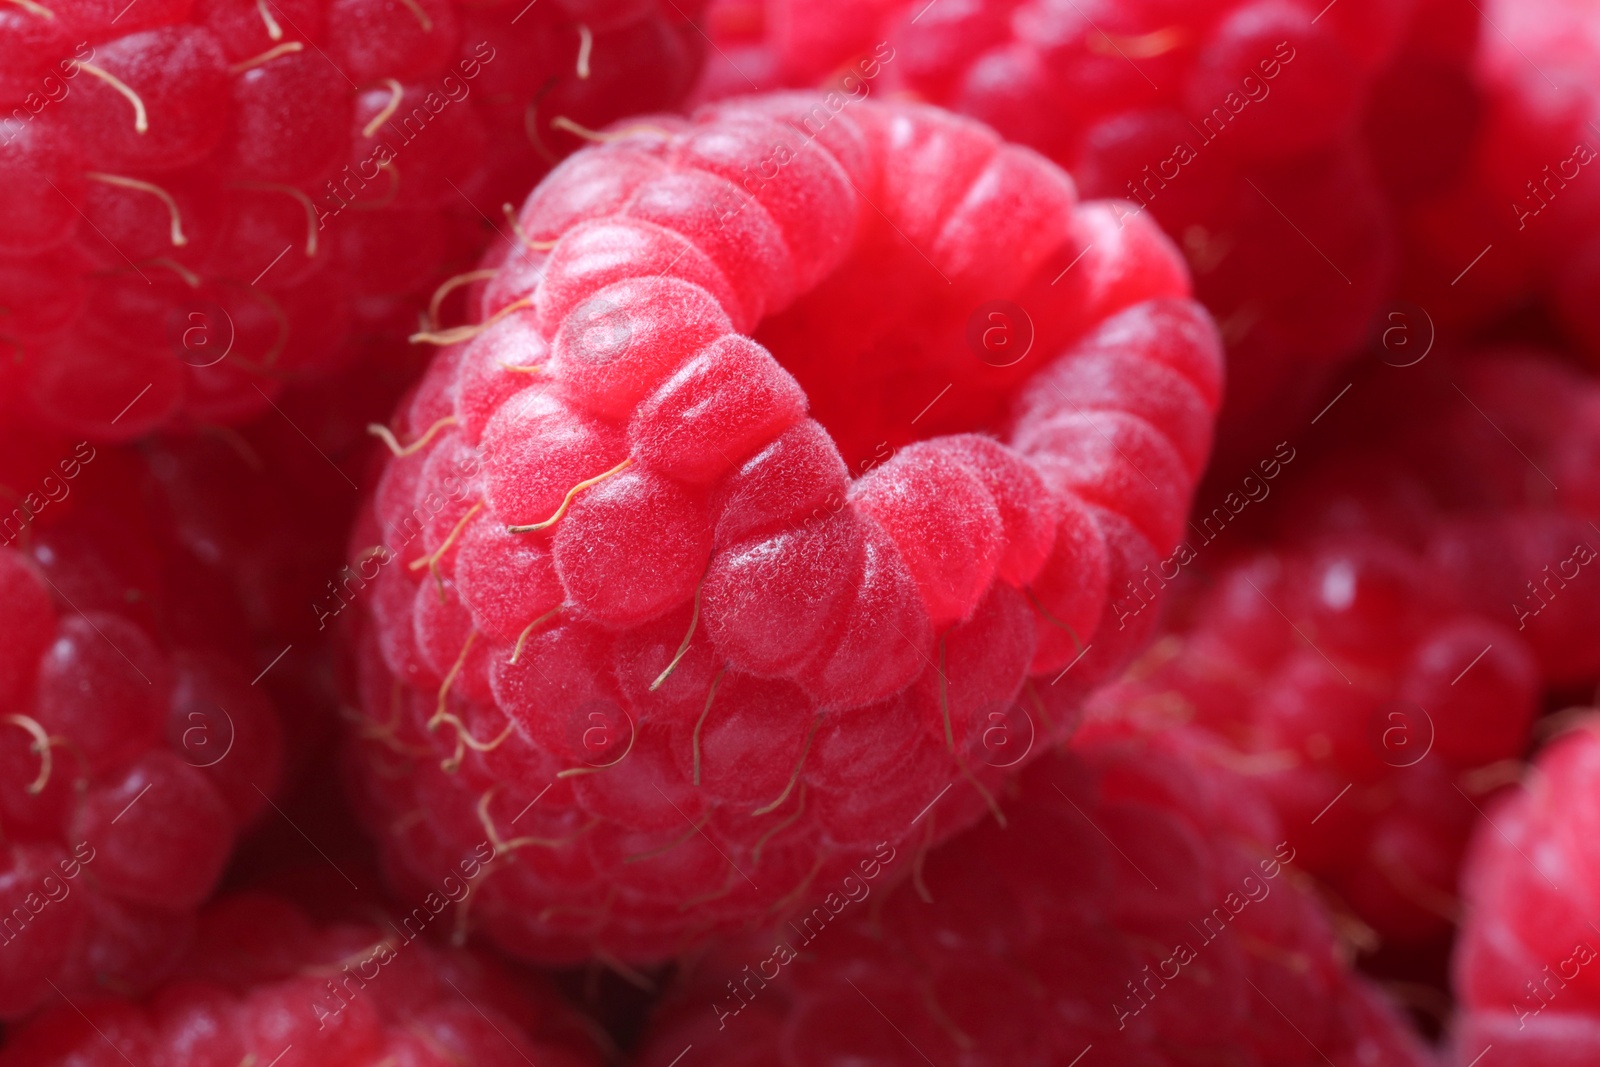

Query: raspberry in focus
[[343, 91, 1225, 963], [690, 0, 1468, 470]]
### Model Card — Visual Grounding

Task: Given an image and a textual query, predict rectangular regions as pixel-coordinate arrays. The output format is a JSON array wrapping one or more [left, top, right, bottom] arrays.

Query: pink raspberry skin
[[634, 723, 1434, 1066], [0, 0, 706, 441], [344, 93, 1225, 963], [1451, 716, 1600, 1067]]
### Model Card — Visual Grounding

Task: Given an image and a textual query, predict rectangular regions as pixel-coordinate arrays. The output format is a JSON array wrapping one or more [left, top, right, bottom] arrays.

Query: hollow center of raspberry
[[753, 233, 1037, 470]]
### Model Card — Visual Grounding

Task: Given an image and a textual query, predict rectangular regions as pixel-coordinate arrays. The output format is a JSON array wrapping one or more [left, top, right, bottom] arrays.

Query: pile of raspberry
[[1086, 346, 1600, 948], [0, 454, 285, 1019], [1087, 491, 1540, 947], [0, 893, 602, 1066], [342, 91, 1224, 963], [634, 723, 1435, 1066], [692, 0, 1481, 468], [0, 0, 704, 441], [10, 1, 1600, 1063]]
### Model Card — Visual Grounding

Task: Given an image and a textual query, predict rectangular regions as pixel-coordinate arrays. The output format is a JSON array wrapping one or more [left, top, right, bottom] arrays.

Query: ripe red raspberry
[[1380, 352, 1600, 689], [0, 461, 285, 1019], [133, 424, 371, 785], [1092, 346, 1598, 945], [1450, 715, 1600, 1066], [0, 892, 601, 1067], [0, 0, 705, 442], [1401, 0, 1600, 356], [344, 93, 1224, 963], [635, 725, 1432, 1066], [691, 0, 1465, 468], [1274, 348, 1600, 689], [1089, 530, 1540, 945]]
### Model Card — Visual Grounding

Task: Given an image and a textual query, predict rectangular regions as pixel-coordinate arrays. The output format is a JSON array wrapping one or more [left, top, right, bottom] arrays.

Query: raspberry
[[1090, 346, 1599, 945], [1281, 348, 1600, 689], [635, 725, 1432, 1066], [344, 93, 1224, 962], [0, 892, 601, 1067], [0, 0, 705, 442], [1089, 529, 1541, 945], [1451, 715, 1600, 1066], [1387, 353, 1600, 688], [1400, 0, 1600, 356], [133, 427, 369, 783], [0, 460, 285, 1019], [690, 0, 1463, 468]]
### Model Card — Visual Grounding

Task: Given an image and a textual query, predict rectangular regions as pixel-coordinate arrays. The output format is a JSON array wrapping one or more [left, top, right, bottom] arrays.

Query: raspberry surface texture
[[0, 892, 601, 1067], [693, 0, 1474, 468], [1088, 345, 1600, 944], [0, 0, 705, 442], [344, 92, 1224, 963], [1088, 529, 1539, 946], [635, 725, 1434, 1066], [1451, 715, 1600, 1067], [5, 1, 1598, 1060], [0, 456, 285, 1019]]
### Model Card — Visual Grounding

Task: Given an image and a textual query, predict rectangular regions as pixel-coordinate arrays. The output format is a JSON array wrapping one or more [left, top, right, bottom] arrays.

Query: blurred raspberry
[[1088, 345, 1600, 946], [636, 724, 1433, 1066], [1400, 0, 1600, 358], [1452, 714, 1600, 1066], [1088, 531, 1539, 945], [0, 454, 284, 1018], [0, 892, 601, 1067]]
